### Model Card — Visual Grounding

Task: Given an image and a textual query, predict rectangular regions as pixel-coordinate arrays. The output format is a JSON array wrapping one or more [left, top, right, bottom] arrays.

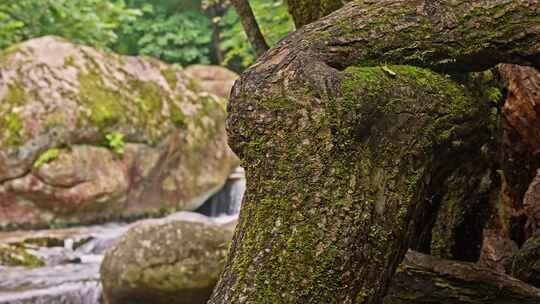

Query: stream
[[0, 168, 245, 304]]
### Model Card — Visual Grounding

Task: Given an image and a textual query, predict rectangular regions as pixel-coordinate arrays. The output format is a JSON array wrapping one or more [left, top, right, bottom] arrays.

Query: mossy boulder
[[0, 36, 239, 229], [100, 213, 235, 304], [0, 243, 44, 267]]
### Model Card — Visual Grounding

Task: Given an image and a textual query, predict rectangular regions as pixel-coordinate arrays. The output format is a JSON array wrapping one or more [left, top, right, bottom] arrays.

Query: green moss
[[186, 78, 201, 92], [78, 72, 124, 128], [0, 44, 21, 63], [34, 148, 60, 168], [0, 113, 24, 146], [0, 244, 44, 267], [486, 86, 503, 104], [161, 67, 178, 89], [105, 132, 125, 156], [170, 104, 187, 127], [0, 81, 28, 145], [132, 80, 163, 116], [4, 82, 26, 106], [63, 55, 76, 68]]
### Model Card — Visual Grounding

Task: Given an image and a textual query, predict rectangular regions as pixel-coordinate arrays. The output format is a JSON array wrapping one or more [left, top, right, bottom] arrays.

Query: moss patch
[[161, 67, 179, 89], [0, 112, 24, 146], [33, 148, 60, 168], [0, 244, 44, 267], [78, 72, 124, 128]]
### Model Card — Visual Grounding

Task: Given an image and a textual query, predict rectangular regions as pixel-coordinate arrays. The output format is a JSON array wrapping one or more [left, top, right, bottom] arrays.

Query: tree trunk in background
[[230, 0, 269, 58], [209, 1, 540, 304], [286, 0, 349, 28], [204, 1, 228, 65], [385, 251, 540, 304]]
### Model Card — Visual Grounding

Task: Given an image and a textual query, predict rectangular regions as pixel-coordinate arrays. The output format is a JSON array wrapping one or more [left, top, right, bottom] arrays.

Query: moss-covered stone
[[0, 37, 240, 230], [0, 243, 44, 267], [101, 215, 236, 304], [161, 67, 179, 89], [78, 72, 125, 128]]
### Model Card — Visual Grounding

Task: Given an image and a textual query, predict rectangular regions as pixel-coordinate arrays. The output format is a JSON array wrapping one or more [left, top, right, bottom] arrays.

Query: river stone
[[0, 244, 44, 267], [100, 213, 235, 304], [0, 36, 239, 229]]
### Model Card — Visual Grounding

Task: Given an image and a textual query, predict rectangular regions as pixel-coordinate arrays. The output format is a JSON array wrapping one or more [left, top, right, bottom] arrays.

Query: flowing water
[[0, 168, 246, 304], [196, 167, 246, 217]]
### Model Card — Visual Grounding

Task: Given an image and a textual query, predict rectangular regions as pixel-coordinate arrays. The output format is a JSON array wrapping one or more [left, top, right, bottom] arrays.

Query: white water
[[196, 167, 246, 217]]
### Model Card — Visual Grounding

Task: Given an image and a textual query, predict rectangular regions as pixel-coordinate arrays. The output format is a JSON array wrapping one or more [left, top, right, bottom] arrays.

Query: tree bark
[[385, 251, 540, 304], [210, 1, 540, 304], [500, 65, 540, 241], [286, 0, 349, 28], [230, 0, 269, 58]]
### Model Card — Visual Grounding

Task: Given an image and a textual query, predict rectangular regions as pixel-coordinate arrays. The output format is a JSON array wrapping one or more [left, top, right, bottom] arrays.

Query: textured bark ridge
[[210, 1, 540, 304], [385, 251, 540, 304]]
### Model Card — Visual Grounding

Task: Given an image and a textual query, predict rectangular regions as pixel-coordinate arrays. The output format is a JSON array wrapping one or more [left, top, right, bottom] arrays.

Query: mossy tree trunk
[[210, 1, 540, 304]]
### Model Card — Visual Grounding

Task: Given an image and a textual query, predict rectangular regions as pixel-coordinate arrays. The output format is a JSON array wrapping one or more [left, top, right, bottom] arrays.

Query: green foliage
[[114, 1, 212, 66], [0, 0, 293, 70], [220, 0, 294, 69], [34, 149, 60, 168], [105, 132, 125, 156], [0, 0, 140, 49]]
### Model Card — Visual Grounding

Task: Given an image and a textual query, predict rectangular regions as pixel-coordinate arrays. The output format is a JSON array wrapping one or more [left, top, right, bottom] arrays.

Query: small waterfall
[[196, 167, 246, 217]]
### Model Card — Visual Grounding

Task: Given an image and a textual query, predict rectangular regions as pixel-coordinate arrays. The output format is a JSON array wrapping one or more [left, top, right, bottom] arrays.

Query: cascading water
[[195, 167, 246, 217], [0, 167, 246, 304]]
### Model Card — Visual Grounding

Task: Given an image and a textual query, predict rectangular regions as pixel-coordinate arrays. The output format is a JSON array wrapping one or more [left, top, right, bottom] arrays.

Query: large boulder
[[100, 212, 235, 304], [0, 36, 239, 229]]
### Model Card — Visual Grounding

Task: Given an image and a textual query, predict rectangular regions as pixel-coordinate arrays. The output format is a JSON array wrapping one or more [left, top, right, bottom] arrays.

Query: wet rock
[[0, 244, 43, 267], [100, 213, 236, 304], [0, 36, 239, 229]]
